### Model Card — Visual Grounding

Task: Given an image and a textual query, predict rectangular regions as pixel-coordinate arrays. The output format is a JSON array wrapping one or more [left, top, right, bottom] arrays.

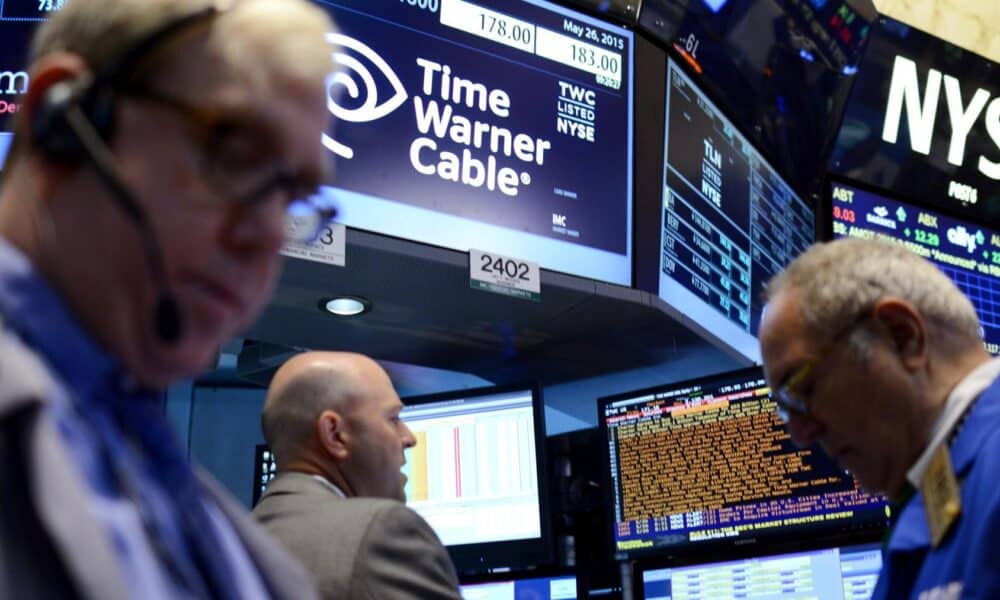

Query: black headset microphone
[[56, 95, 183, 344], [29, 7, 222, 345]]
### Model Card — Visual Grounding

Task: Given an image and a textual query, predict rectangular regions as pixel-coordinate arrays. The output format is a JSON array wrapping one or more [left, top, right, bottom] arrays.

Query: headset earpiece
[[32, 74, 115, 163]]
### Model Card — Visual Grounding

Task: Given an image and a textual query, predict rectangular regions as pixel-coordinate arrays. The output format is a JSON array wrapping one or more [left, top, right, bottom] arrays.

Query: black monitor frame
[[597, 366, 887, 564], [402, 382, 553, 575]]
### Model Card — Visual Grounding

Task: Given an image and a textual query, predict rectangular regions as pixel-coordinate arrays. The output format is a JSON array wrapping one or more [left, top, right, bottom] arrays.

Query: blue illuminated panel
[[832, 181, 1000, 355], [641, 544, 882, 600], [659, 59, 813, 362], [314, 0, 634, 284], [600, 368, 887, 560], [0, 132, 12, 169]]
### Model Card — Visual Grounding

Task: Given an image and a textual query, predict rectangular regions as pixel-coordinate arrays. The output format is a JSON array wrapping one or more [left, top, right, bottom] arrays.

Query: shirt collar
[[311, 475, 347, 498], [906, 357, 1000, 487], [0, 238, 124, 400]]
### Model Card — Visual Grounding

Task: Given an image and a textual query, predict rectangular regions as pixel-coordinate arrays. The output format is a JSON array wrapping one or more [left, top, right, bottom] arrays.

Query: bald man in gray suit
[[252, 351, 462, 599]]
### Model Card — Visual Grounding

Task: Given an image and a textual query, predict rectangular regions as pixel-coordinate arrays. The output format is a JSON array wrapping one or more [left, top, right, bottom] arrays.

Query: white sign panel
[[470, 249, 541, 301], [280, 223, 346, 267]]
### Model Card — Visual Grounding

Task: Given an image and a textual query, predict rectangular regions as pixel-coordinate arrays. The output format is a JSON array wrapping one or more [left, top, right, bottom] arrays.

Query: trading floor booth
[[3, 1, 998, 598]]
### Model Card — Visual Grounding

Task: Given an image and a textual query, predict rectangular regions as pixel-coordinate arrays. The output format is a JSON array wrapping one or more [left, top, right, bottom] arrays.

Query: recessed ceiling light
[[321, 296, 370, 317]]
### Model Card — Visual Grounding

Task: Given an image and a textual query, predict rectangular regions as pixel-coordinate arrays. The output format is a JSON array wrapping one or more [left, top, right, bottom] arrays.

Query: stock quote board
[[659, 58, 814, 362], [316, 0, 634, 284], [600, 368, 888, 561], [832, 180, 1000, 355]]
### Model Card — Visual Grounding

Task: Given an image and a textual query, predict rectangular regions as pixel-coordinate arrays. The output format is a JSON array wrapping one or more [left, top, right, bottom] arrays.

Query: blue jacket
[[874, 376, 1000, 599]]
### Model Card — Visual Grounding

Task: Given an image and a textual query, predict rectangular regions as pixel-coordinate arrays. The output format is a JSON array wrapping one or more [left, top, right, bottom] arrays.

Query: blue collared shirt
[[0, 238, 268, 599]]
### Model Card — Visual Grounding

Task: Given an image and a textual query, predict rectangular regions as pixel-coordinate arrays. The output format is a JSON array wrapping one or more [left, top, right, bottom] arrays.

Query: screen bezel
[[402, 382, 553, 574], [597, 366, 887, 563]]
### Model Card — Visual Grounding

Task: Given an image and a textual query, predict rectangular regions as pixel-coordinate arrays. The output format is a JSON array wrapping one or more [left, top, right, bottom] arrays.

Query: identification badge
[[920, 444, 962, 547]]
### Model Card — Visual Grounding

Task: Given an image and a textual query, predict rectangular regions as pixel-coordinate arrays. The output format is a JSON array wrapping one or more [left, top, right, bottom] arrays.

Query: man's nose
[[786, 413, 825, 448], [401, 421, 417, 448], [225, 190, 288, 257]]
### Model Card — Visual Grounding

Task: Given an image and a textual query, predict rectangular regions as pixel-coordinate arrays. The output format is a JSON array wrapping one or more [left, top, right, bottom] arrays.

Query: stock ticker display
[[600, 368, 888, 561], [832, 181, 1000, 355], [659, 59, 814, 362], [315, 0, 634, 284]]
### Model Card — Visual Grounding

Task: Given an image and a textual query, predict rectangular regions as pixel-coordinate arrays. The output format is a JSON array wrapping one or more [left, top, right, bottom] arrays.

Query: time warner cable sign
[[314, 0, 634, 285]]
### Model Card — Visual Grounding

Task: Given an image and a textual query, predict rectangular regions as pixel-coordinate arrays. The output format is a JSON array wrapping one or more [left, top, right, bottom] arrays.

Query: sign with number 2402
[[469, 249, 540, 302]]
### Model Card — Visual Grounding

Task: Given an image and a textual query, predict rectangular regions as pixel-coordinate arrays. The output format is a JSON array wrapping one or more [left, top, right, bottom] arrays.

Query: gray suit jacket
[[253, 472, 462, 600], [0, 325, 318, 600]]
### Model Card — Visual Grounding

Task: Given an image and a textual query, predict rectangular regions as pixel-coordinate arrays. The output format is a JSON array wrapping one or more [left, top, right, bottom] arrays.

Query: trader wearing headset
[[0, 1, 336, 597]]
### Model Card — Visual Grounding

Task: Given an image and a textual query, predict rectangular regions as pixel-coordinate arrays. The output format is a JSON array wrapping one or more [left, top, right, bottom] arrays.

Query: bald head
[[261, 351, 416, 500], [262, 352, 386, 466]]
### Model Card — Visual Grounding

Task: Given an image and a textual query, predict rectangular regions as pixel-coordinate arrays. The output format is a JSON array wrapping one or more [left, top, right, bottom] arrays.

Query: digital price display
[[659, 59, 814, 362], [832, 181, 1000, 355], [1, 0, 63, 21], [315, 0, 634, 284]]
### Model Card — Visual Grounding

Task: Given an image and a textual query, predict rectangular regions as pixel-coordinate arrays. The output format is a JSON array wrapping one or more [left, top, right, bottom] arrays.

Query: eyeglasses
[[123, 85, 336, 243], [772, 311, 872, 423]]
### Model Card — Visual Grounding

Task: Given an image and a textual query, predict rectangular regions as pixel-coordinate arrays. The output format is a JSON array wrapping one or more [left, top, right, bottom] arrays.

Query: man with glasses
[[0, 0, 337, 597], [759, 237, 1000, 599]]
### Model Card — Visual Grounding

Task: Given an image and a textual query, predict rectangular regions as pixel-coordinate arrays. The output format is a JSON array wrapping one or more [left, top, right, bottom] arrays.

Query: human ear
[[872, 297, 926, 370], [21, 54, 90, 163], [316, 409, 348, 460]]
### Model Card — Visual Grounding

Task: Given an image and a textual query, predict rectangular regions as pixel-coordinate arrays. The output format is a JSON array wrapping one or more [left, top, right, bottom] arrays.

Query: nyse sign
[[830, 19, 1000, 224], [881, 55, 1000, 181]]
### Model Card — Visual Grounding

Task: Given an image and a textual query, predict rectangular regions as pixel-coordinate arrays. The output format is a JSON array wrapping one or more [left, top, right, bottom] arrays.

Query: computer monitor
[[658, 58, 815, 362], [252, 443, 278, 507], [311, 0, 635, 285], [599, 367, 888, 561], [460, 569, 579, 600], [402, 384, 551, 572], [638, 543, 883, 600], [830, 179, 1000, 355]]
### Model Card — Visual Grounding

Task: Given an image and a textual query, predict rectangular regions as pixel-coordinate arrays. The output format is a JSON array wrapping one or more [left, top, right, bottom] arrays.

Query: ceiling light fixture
[[321, 296, 371, 317]]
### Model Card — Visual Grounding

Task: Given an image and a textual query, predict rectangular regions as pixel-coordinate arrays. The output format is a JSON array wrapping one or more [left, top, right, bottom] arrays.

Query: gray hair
[[4, 0, 335, 167], [766, 237, 982, 355], [29, 0, 335, 86]]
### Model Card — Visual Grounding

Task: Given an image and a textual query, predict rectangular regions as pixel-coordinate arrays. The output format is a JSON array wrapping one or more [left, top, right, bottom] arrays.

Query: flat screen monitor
[[638, 543, 883, 600], [831, 179, 1000, 355], [252, 443, 278, 507], [460, 569, 579, 600], [402, 384, 551, 572], [599, 367, 888, 562], [313, 0, 634, 285], [659, 58, 814, 362]]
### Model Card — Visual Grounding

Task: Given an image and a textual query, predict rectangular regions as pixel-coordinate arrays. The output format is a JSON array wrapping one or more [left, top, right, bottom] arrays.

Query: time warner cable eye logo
[[323, 33, 407, 160]]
